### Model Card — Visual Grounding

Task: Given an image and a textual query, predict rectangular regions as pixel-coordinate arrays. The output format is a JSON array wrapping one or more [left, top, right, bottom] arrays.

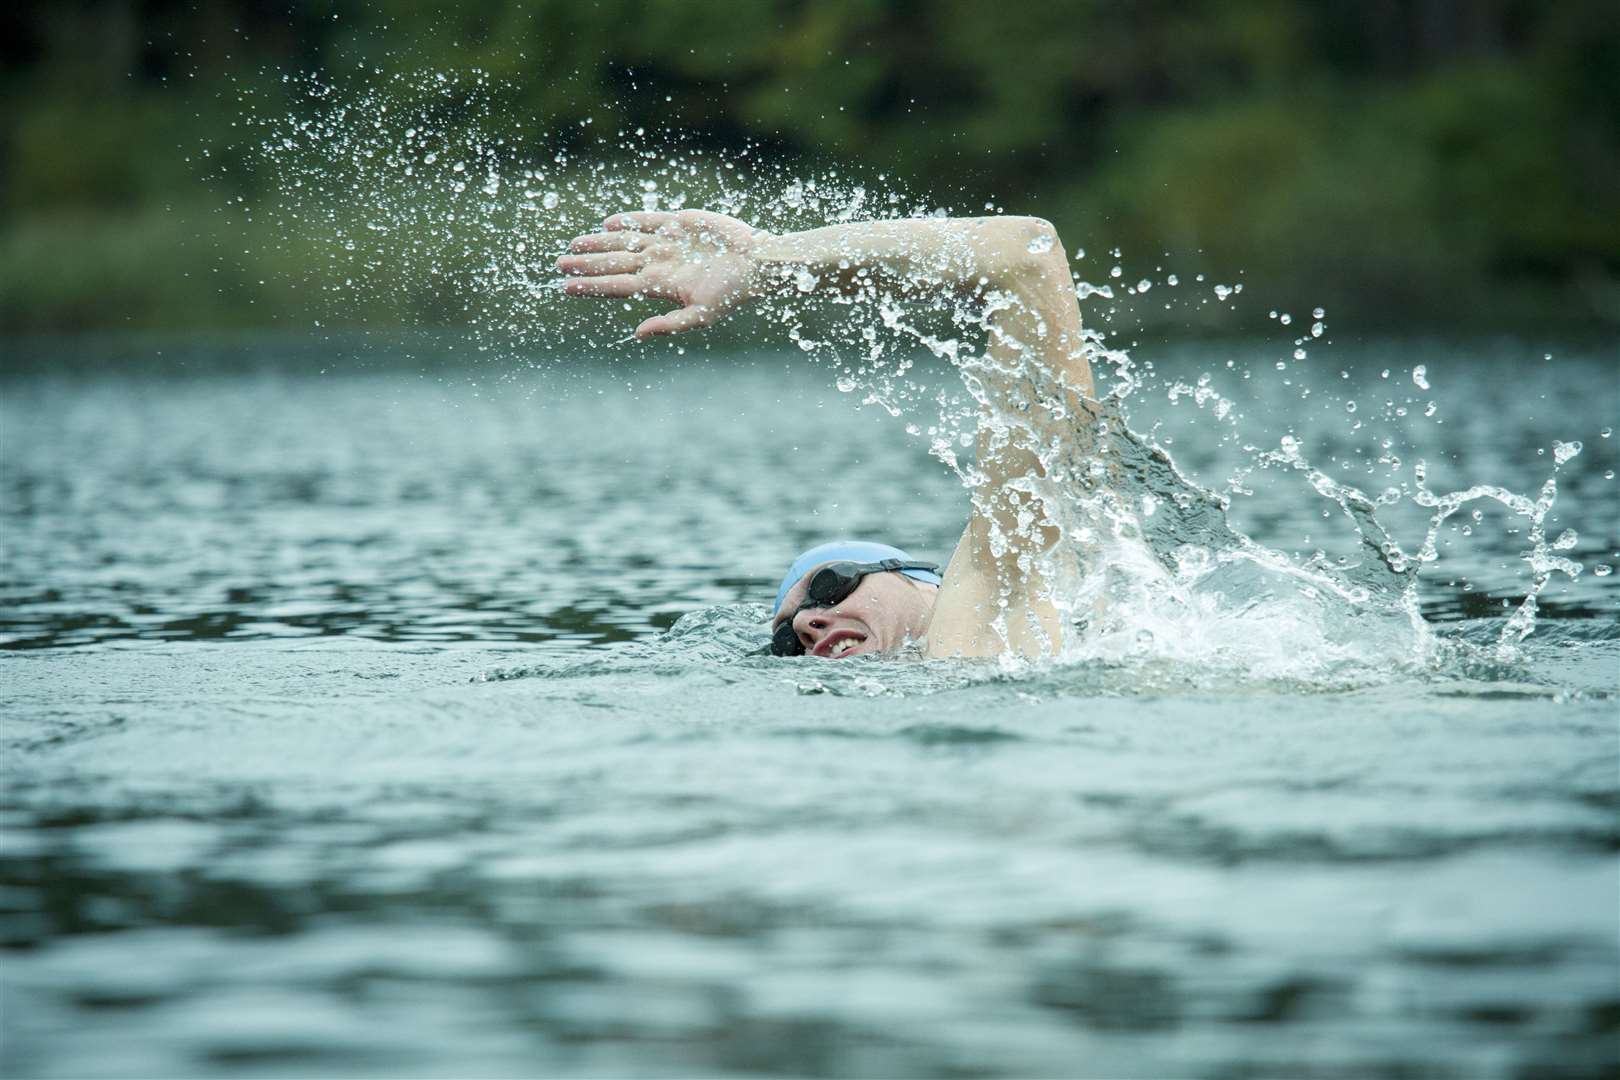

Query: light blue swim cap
[[773, 540, 943, 614]]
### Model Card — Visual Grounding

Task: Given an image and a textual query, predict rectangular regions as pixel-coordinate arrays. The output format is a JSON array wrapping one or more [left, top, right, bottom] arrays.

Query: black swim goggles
[[770, 559, 942, 657]]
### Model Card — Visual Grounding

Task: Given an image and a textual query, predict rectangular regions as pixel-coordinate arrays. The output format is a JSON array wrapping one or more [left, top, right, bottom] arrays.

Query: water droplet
[[1166, 274, 1178, 286], [541, 191, 560, 209], [1310, 321, 1324, 338], [1278, 313, 1292, 326], [1213, 284, 1233, 300], [1552, 439, 1583, 465], [1600, 427, 1612, 438], [1293, 347, 1307, 360], [1345, 401, 1357, 413], [1109, 265, 1123, 279], [1312, 307, 1325, 319], [1412, 365, 1430, 390], [1594, 564, 1613, 576], [1135, 278, 1152, 293]]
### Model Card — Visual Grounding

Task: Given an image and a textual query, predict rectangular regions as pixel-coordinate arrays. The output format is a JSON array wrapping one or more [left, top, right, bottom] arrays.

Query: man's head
[[771, 541, 941, 658]]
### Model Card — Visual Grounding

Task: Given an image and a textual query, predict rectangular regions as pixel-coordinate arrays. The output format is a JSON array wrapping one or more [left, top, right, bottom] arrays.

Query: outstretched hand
[[557, 210, 769, 338]]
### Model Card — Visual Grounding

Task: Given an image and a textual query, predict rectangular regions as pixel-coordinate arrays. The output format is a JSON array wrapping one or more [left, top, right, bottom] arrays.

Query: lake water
[[2, 335, 1616, 1078]]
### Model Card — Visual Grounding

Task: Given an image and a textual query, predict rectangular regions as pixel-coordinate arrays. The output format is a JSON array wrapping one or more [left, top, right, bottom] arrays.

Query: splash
[[243, 68, 1596, 684], [1410, 455, 1582, 654], [241, 68, 942, 372]]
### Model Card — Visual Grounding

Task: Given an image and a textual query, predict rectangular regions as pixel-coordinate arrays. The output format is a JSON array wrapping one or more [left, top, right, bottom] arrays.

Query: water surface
[[2, 336, 1616, 1078]]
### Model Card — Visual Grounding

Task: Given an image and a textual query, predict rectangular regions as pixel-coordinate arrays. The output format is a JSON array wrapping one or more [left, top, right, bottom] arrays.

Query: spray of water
[[242, 68, 1594, 683]]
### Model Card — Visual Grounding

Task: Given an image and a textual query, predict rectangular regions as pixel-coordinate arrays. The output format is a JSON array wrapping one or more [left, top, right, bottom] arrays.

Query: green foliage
[[2, 0, 1616, 333]]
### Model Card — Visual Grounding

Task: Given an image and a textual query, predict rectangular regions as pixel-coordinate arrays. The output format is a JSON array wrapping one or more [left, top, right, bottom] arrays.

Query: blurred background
[[2, 0, 1617, 336], [5, 10, 1619, 1077]]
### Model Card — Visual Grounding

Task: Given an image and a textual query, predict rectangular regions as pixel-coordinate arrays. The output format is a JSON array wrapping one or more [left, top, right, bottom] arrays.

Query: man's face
[[771, 565, 938, 658]]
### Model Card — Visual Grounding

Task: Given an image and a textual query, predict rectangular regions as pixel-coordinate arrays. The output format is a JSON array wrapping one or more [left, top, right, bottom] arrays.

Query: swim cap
[[773, 540, 943, 614]]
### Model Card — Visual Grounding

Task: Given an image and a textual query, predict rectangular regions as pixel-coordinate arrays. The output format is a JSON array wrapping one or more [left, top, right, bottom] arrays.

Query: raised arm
[[560, 211, 1087, 378], [559, 209, 1096, 657]]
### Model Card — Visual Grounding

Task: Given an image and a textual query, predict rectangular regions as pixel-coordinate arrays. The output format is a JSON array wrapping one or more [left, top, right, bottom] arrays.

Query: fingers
[[561, 274, 646, 299], [605, 211, 677, 233], [635, 305, 710, 338], [556, 251, 644, 276], [567, 231, 647, 253]]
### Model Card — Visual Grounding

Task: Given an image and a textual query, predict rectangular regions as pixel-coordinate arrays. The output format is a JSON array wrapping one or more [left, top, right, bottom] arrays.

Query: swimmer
[[559, 210, 1096, 659]]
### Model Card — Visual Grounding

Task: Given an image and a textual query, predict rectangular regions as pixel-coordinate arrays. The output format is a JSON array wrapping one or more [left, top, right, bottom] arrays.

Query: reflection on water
[[2, 338, 1617, 1078]]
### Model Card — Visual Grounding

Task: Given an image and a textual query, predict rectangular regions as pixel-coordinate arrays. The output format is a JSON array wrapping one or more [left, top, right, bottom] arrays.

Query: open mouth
[[815, 631, 867, 659]]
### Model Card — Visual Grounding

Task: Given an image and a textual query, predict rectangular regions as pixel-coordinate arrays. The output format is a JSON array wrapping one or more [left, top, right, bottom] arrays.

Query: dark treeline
[[2, 0, 1617, 334]]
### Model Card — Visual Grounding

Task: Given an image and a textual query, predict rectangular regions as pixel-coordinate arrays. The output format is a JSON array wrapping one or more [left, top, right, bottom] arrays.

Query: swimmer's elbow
[[981, 216, 1068, 287]]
